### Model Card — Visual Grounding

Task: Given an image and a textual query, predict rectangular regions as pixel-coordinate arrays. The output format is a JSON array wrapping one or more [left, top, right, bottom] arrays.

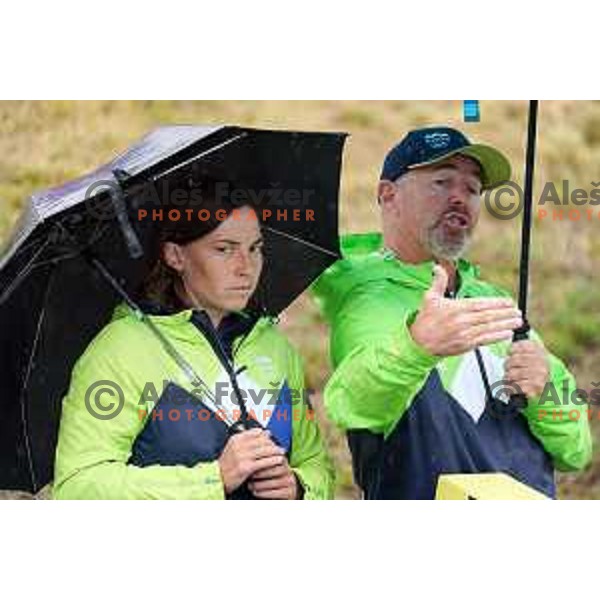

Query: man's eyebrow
[[432, 163, 482, 178], [431, 163, 459, 172]]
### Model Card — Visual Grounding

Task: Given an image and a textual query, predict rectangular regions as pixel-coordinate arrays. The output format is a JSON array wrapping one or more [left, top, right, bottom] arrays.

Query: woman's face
[[163, 206, 264, 323]]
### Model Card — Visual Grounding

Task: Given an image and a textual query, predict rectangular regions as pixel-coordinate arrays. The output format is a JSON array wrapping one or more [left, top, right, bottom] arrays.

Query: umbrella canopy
[[0, 125, 347, 492]]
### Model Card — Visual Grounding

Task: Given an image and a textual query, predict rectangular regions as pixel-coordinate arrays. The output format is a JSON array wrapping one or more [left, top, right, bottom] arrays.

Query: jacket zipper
[[190, 311, 261, 425]]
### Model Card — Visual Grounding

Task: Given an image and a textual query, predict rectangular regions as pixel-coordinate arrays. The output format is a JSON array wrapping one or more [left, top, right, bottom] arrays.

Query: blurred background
[[1, 100, 599, 499]]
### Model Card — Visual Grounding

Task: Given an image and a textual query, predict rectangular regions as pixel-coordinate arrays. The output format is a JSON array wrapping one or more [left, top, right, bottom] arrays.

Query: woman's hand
[[218, 429, 285, 494], [248, 461, 301, 500]]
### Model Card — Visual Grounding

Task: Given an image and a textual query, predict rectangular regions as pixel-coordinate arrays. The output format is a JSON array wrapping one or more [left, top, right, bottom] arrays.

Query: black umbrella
[[0, 125, 347, 493], [513, 101, 539, 342], [508, 100, 539, 409], [464, 101, 540, 416]]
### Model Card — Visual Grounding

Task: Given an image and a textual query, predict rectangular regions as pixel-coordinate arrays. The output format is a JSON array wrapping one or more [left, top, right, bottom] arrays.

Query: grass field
[[1, 100, 599, 499]]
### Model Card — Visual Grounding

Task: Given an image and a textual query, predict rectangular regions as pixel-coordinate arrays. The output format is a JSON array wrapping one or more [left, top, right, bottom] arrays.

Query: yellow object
[[435, 473, 550, 500]]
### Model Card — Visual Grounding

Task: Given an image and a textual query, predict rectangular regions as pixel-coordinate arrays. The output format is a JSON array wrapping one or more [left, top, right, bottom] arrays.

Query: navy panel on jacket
[[129, 382, 230, 467], [128, 380, 294, 468], [352, 371, 556, 499]]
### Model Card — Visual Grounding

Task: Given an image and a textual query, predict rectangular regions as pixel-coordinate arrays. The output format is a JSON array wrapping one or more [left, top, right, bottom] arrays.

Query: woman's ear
[[162, 242, 186, 273]]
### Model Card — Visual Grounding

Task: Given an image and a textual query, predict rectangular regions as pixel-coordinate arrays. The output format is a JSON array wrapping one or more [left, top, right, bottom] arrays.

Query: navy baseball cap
[[380, 126, 511, 190]]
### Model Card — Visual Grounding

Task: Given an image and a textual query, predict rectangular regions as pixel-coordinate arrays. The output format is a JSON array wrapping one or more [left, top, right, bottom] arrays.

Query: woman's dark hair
[[137, 177, 260, 310]]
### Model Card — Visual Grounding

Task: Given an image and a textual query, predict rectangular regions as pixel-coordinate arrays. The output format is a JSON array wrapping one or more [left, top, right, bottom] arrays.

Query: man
[[313, 126, 592, 499]]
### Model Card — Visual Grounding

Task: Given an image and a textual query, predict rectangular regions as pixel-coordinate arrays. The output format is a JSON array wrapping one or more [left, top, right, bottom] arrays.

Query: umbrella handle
[[509, 320, 531, 410], [229, 419, 262, 434]]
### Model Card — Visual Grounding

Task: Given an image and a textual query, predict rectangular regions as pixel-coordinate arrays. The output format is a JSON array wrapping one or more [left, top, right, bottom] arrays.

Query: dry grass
[[1, 100, 599, 499]]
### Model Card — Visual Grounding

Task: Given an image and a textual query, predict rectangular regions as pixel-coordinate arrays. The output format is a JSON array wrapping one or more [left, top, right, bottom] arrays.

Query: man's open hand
[[410, 265, 523, 357]]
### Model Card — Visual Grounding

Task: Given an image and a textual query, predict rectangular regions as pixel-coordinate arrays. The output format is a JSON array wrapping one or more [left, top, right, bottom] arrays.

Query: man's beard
[[424, 221, 472, 261]]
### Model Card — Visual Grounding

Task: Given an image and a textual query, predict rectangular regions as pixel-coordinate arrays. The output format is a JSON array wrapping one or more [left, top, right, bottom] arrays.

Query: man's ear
[[378, 180, 397, 206], [162, 242, 186, 273]]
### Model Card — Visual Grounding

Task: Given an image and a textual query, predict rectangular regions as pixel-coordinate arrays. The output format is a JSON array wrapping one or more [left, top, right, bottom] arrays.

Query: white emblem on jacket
[[446, 348, 506, 423]]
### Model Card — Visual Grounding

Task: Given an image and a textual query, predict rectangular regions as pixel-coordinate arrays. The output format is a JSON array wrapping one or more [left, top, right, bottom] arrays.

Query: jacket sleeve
[[323, 285, 440, 438], [521, 334, 593, 472], [52, 322, 225, 500], [287, 348, 336, 499]]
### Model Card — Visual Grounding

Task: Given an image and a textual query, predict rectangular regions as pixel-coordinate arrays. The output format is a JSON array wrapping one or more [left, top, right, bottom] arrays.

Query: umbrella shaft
[[517, 100, 539, 318]]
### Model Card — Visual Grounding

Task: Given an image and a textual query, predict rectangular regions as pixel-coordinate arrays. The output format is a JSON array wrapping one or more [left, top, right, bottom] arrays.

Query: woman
[[52, 180, 335, 499]]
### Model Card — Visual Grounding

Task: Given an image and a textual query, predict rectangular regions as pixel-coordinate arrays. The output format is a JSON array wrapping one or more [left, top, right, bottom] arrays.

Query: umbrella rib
[[2, 222, 109, 275], [151, 133, 249, 181], [262, 225, 341, 259], [0, 234, 53, 307], [22, 252, 81, 270], [0, 217, 108, 298], [3, 232, 45, 263], [17, 268, 56, 493]]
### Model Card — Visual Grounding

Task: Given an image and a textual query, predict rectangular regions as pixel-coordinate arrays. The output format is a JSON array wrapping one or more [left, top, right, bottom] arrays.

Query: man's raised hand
[[410, 265, 523, 357]]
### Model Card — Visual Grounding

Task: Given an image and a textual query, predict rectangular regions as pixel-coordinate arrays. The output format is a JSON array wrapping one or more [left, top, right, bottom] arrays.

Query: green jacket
[[53, 305, 334, 500], [313, 233, 591, 498]]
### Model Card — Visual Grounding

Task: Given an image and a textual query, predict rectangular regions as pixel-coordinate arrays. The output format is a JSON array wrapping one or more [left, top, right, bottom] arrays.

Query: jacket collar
[[340, 232, 481, 291]]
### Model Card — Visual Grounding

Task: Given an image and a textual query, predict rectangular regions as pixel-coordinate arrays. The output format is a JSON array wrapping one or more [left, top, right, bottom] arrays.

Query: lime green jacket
[[313, 233, 592, 480], [53, 305, 334, 499]]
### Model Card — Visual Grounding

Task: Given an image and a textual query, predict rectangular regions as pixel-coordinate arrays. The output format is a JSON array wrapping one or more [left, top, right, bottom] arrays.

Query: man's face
[[382, 154, 483, 260]]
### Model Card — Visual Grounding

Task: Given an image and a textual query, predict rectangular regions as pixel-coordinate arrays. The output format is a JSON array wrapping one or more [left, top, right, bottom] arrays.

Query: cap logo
[[424, 132, 451, 150]]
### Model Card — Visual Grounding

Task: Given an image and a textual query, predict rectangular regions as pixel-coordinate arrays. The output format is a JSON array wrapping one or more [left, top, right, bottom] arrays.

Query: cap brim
[[409, 144, 512, 190]]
